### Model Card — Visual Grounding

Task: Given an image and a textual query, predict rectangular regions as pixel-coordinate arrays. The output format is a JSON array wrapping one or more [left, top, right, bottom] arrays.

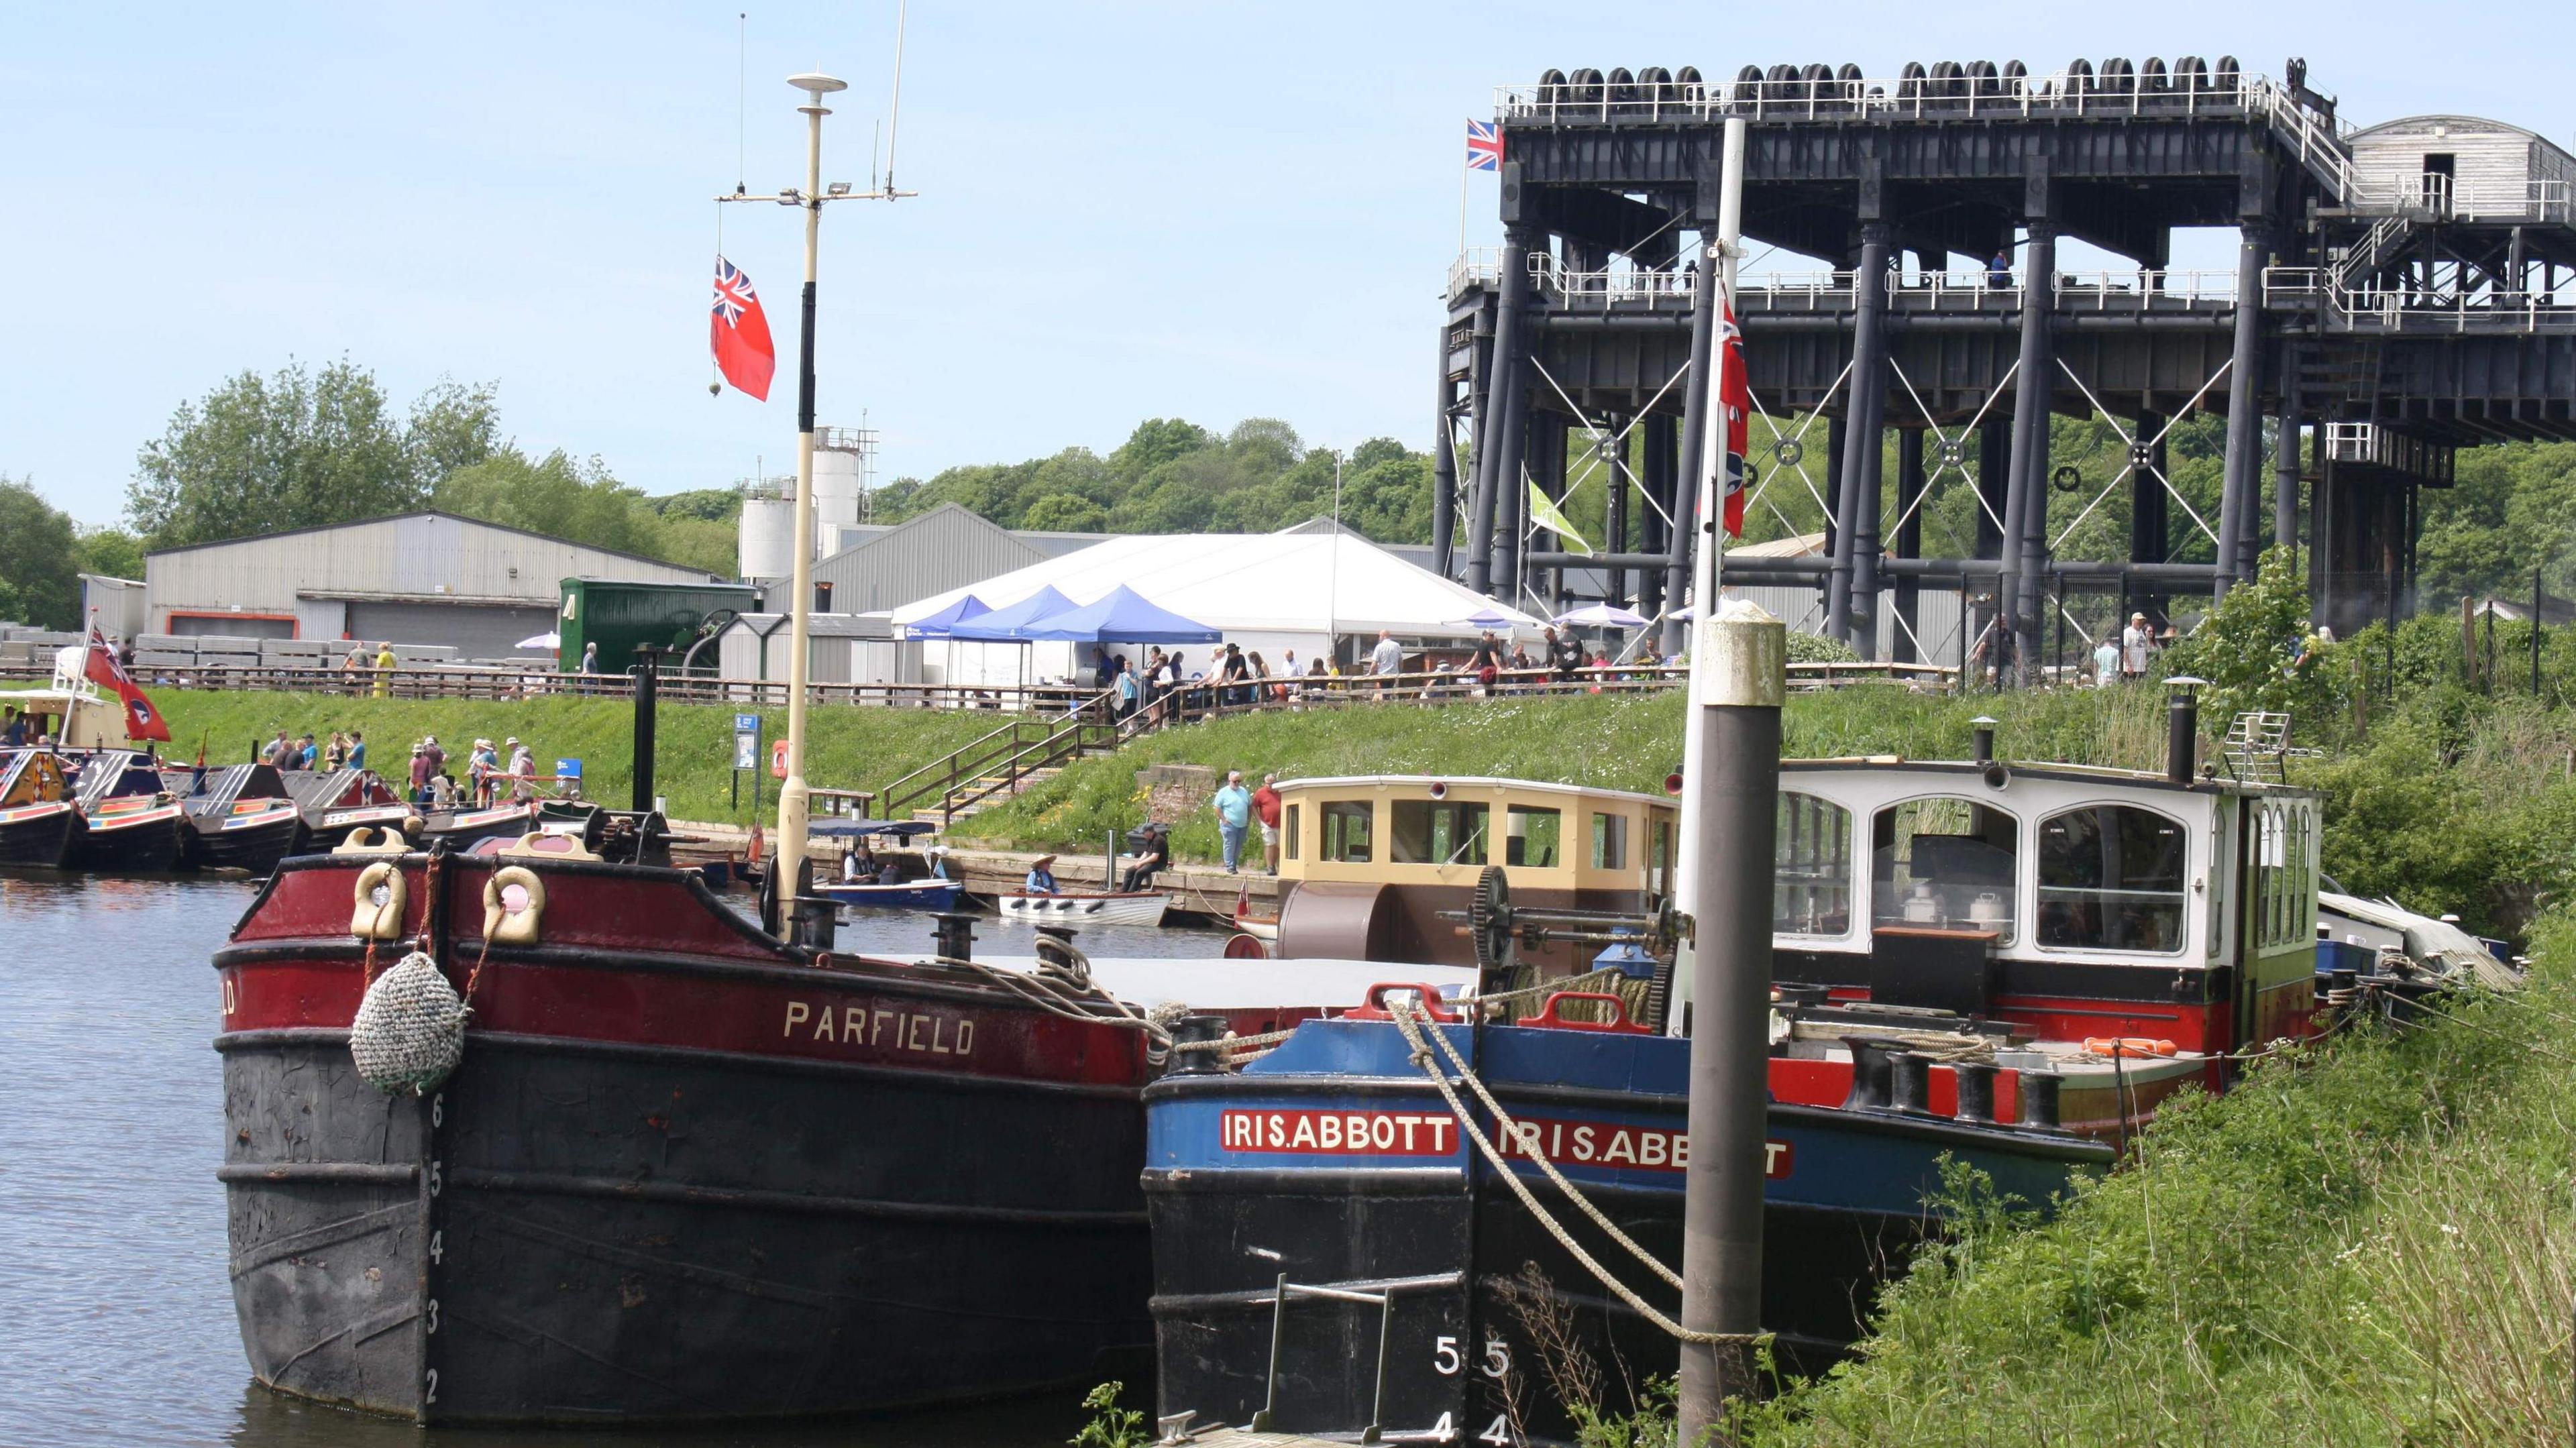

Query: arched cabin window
[[1873, 796, 2019, 944], [2036, 803, 2188, 954], [1773, 791, 1852, 936]]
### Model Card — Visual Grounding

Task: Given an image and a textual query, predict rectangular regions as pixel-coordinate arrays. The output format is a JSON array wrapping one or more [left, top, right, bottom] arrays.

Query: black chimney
[[1970, 716, 1996, 764], [2165, 677, 2204, 785], [815, 580, 834, 614], [631, 645, 659, 812]]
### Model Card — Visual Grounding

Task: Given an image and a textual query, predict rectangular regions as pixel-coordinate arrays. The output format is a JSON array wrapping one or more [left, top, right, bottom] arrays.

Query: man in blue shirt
[[1212, 770, 1253, 875], [1024, 854, 1060, 895], [346, 731, 367, 771]]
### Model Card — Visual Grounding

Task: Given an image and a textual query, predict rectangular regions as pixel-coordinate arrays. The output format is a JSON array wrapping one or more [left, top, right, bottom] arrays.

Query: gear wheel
[[1468, 865, 1515, 979]]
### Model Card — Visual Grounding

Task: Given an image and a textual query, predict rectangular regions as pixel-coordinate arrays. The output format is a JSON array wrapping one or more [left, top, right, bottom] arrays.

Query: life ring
[[350, 860, 409, 940], [482, 865, 547, 945]]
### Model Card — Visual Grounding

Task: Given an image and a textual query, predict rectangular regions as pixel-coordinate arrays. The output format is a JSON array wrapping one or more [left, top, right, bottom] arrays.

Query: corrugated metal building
[[806, 504, 1051, 615], [145, 512, 721, 656]]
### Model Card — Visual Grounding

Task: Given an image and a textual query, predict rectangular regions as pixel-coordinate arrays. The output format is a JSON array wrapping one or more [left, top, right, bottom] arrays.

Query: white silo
[[737, 491, 796, 582], [811, 426, 872, 553]]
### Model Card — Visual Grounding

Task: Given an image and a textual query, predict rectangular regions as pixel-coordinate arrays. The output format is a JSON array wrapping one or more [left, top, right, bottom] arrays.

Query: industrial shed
[[712, 612, 920, 685], [144, 512, 722, 657], [806, 504, 1049, 615], [2347, 114, 2576, 219]]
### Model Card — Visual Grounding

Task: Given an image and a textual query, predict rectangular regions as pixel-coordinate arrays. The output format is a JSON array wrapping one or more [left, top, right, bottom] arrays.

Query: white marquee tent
[[887, 528, 1544, 687]]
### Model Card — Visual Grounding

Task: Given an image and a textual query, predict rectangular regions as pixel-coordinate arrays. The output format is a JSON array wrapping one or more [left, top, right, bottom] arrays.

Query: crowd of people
[[1085, 626, 1669, 728]]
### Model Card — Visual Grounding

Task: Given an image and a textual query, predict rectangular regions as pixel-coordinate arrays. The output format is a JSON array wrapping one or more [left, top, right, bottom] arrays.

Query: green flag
[[1527, 480, 1593, 557]]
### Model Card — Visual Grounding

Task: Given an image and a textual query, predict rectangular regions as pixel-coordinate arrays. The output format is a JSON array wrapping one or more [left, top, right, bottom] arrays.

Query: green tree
[[0, 478, 82, 628], [2417, 441, 2576, 604], [2162, 545, 2336, 720], [434, 448, 664, 559], [1021, 493, 1110, 532], [128, 360, 500, 547], [644, 487, 746, 524], [72, 526, 147, 581]]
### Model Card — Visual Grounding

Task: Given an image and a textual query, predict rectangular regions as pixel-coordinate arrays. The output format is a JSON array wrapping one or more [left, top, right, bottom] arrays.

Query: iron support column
[[1829, 225, 1892, 650], [1640, 414, 1675, 617], [1483, 230, 1539, 601], [2002, 225, 2056, 681], [1605, 421, 1630, 606], [2131, 408, 2169, 629], [1464, 257, 1518, 596], [1892, 427, 1925, 663], [2273, 375, 2302, 559], [1432, 326, 1459, 579], [1665, 233, 1723, 654], [1976, 416, 2009, 561], [2216, 225, 2267, 594]]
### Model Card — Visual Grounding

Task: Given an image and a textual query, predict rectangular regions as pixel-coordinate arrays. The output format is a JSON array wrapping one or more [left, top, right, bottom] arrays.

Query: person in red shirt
[[1251, 772, 1284, 873]]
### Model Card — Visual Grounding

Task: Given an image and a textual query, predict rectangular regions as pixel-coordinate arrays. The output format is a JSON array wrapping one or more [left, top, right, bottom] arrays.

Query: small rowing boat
[[819, 876, 965, 911], [998, 891, 1171, 927]]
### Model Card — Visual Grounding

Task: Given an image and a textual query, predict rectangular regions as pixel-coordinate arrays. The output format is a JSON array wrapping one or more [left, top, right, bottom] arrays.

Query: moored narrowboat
[[0, 749, 79, 867], [288, 766, 417, 850], [176, 763, 307, 874], [67, 750, 186, 872]]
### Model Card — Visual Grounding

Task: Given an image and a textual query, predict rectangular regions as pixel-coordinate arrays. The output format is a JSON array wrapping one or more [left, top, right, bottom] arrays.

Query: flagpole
[[773, 70, 847, 935], [1458, 155, 1470, 256]]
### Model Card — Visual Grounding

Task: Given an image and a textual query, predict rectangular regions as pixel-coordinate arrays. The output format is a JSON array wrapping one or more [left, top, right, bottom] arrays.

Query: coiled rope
[[1384, 1001, 1761, 1347]]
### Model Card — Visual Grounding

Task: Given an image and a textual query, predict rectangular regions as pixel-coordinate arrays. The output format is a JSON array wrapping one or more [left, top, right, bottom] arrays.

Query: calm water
[[0, 875, 1214, 1448]]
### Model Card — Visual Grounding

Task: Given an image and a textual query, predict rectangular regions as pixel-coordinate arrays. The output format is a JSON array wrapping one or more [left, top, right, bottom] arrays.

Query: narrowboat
[[67, 749, 186, 872], [0, 748, 79, 867], [288, 767, 417, 850], [425, 799, 542, 850], [176, 763, 307, 874], [1144, 753, 2323, 1443]]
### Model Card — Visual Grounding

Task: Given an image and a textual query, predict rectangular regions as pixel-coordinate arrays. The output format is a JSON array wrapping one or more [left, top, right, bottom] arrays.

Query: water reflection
[[0, 874, 1175, 1448]]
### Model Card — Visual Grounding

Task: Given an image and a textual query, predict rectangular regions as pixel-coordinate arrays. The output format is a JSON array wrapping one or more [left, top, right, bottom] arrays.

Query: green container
[[556, 578, 761, 674]]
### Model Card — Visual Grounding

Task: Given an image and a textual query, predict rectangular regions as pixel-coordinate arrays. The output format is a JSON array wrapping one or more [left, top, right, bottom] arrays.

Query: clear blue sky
[[5, 2, 2567, 527]]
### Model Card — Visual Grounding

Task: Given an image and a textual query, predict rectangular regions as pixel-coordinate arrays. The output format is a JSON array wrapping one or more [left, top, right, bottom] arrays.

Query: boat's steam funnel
[[2165, 676, 2206, 785]]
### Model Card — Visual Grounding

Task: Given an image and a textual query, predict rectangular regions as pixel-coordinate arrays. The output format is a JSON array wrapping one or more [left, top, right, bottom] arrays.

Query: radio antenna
[[880, 0, 908, 197]]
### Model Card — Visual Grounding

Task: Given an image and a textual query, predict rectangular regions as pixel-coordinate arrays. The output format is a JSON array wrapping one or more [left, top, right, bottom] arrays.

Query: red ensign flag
[[85, 626, 170, 741], [710, 256, 775, 401], [1720, 305, 1750, 538]]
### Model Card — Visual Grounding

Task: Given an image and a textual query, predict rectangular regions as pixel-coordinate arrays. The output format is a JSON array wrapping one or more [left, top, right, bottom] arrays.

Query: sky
[[6, 2, 2571, 528]]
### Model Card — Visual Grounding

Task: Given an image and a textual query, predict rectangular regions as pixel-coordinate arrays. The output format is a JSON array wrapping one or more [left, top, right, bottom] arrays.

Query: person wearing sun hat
[[1024, 854, 1059, 895]]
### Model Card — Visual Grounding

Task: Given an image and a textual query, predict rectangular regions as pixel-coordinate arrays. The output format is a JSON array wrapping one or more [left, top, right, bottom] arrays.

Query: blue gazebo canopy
[[945, 586, 1078, 641], [1019, 586, 1221, 644], [903, 593, 991, 638]]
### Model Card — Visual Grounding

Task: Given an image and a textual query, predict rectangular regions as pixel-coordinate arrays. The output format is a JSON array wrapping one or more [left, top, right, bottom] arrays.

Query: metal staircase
[[877, 693, 1124, 828]]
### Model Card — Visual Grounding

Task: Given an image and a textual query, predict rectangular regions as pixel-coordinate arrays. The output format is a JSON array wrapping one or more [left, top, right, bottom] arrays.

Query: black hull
[[185, 817, 305, 874], [68, 816, 184, 873], [0, 810, 76, 867], [1145, 1169, 1904, 1443], [219, 1025, 1151, 1425]]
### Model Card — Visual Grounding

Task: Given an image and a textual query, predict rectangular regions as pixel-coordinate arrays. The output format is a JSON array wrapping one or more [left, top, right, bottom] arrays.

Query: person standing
[[421, 734, 447, 790], [373, 642, 397, 698], [346, 730, 367, 772], [408, 743, 433, 804], [2093, 635, 2121, 689], [1212, 769, 1253, 875], [1988, 246, 2014, 290], [1468, 630, 1502, 693], [342, 643, 368, 688], [579, 641, 599, 675], [466, 738, 494, 807], [1116, 657, 1140, 720], [324, 731, 347, 771], [1370, 630, 1403, 677], [2121, 612, 2154, 679], [506, 737, 537, 803], [1546, 626, 1585, 683], [265, 731, 294, 770], [1252, 772, 1283, 873]]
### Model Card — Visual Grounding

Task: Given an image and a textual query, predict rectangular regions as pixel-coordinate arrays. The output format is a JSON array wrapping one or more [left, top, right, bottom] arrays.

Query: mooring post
[[1671, 112, 1776, 1448], [1675, 600, 1785, 1445]]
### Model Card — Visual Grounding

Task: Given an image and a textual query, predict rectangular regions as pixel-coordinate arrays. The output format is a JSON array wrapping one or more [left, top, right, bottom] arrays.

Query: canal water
[[0, 874, 1218, 1448]]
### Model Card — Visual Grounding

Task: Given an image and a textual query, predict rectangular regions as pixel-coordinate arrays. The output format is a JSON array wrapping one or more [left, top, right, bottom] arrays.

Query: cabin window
[[1283, 803, 1301, 861], [1590, 812, 1629, 871], [1391, 798, 1490, 866], [1321, 800, 1374, 862], [1504, 805, 1562, 869], [1650, 818, 1674, 899], [1872, 797, 2019, 944], [1774, 792, 1853, 936], [2248, 801, 2313, 950], [2036, 805, 2188, 954]]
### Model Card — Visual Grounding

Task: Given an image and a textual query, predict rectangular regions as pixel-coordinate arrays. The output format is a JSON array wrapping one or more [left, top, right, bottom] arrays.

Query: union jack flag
[[1465, 119, 1504, 172], [712, 258, 759, 325]]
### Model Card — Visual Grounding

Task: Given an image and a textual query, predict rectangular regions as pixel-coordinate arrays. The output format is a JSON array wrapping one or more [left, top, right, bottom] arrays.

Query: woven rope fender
[[350, 950, 468, 1095]]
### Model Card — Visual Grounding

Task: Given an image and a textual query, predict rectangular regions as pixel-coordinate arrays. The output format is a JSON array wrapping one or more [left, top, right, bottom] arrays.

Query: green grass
[[1726, 918, 2574, 1447], [946, 685, 2172, 868], [152, 689, 1001, 826]]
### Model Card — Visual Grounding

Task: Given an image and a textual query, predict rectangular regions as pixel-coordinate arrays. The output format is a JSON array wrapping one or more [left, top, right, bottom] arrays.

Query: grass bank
[[1728, 918, 2574, 1447], [150, 690, 999, 826]]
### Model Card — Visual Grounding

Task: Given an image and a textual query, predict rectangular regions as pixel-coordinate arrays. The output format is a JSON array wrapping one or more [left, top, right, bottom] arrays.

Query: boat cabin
[[0, 685, 127, 750], [1272, 775, 1676, 972], [1, 748, 72, 808], [1731, 759, 2322, 1071]]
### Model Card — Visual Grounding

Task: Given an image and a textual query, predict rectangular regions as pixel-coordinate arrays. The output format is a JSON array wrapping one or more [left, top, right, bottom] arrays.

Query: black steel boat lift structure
[[1436, 59, 2576, 669]]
